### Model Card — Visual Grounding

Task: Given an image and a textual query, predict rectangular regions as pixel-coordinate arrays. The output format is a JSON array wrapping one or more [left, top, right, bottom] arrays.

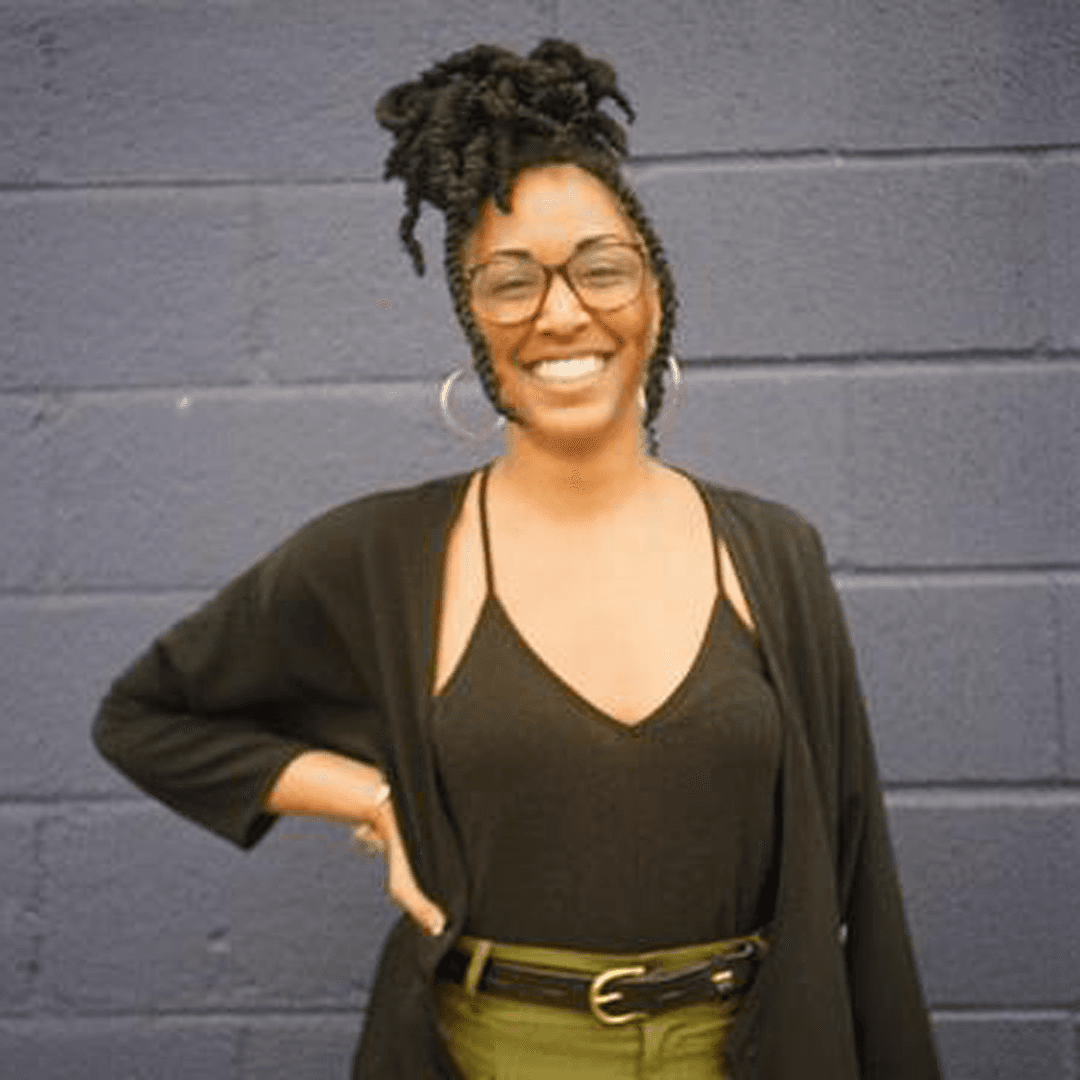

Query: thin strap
[[687, 472, 724, 599], [477, 460, 496, 599]]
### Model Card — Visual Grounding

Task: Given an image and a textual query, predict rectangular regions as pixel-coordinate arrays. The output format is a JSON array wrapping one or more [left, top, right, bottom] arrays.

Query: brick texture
[[2, 1, 1077, 1076], [848, 365, 1079, 566], [0, 595, 204, 797], [1049, 162, 1080, 351], [840, 580, 1059, 783], [564, 0, 1080, 154], [890, 800, 1080, 1008], [0, 1020, 236, 1080], [0, 396, 55, 590], [1061, 579, 1080, 780], [0, 815, 38, 1014], [238, 1016, 360, 1080], [0, 0, 555, 183], [0, 190, 253, 393], [932, 1015, 1075, 1080], [633, 160, 1046, 361]]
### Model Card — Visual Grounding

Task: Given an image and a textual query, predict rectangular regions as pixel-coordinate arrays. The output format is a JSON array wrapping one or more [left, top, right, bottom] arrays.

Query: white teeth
[[531, 355, 606, 381]]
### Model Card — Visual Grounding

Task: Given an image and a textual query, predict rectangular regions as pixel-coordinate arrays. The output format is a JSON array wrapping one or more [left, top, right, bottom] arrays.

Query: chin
[[526, 399, 639, 449]]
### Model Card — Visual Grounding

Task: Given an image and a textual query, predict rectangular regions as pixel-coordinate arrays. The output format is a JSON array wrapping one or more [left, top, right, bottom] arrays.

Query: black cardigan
[[92, 464, 942, 1080]]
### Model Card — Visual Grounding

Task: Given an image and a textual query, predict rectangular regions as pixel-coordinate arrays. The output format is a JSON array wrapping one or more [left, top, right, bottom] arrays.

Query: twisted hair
[[375, 39, 679, 457]]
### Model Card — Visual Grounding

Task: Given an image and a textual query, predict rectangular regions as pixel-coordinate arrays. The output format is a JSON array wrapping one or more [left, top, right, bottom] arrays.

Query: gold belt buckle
[[588, 964, 648, 1025]]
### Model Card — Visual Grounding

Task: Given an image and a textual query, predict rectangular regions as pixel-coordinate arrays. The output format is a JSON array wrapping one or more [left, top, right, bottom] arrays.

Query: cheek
[[485, 325, 527, 368]]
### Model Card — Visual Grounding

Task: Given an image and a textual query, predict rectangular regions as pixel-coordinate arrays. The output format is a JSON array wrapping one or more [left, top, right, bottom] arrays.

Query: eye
[[576, 246, 639, 282], [579, 263, 634, 288], [582, 266, 623, 281], [489, 278, 535, 298]]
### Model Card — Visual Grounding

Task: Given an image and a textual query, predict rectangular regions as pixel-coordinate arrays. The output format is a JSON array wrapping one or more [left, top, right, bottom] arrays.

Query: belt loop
[[463, 938, 494, 997]]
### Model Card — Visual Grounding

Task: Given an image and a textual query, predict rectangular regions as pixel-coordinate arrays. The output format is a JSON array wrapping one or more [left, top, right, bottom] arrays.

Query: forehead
[[465, 165, 635, 261]]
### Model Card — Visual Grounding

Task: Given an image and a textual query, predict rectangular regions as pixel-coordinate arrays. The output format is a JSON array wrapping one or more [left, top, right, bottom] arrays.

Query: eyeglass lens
[[472, 243, 644, 323]]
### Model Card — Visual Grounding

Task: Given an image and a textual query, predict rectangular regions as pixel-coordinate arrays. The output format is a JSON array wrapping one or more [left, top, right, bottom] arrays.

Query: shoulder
[[280, 470, 472, 561], [250, 470, 473, 606], [686, 472, 829, 571]]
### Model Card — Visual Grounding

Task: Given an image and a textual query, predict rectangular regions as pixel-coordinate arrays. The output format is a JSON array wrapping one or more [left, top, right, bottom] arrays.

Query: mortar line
[[1, 142, 1079, 196], [1, 352, 1077, 405]]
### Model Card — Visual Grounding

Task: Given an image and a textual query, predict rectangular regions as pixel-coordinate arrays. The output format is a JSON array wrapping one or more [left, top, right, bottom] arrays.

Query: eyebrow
[[486, 233, 626, 260]]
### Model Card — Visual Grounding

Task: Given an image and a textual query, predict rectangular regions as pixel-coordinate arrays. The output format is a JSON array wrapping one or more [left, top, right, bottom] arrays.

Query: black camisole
[[431, 462, 783, 951]]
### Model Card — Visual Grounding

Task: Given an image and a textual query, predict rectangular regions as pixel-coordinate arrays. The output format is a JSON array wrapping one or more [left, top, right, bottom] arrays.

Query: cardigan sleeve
[[92, 535, 387, 851], [806, 529, 942, 1080]]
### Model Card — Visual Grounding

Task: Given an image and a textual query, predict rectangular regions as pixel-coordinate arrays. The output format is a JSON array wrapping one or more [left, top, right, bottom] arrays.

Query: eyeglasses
[[467, 241, 647, 326]]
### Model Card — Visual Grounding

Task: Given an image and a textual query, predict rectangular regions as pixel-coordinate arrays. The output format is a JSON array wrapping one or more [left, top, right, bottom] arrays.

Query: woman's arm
[[262, 749, 390, 826], [93, 533, 385, 850]]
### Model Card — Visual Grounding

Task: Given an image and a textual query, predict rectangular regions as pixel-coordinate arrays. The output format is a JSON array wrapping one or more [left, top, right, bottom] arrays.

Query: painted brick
[[0, 396, 54, 590], [661, 367, 847, 558], [5, 2, 1079, 183], [1060, 580, 1080, 780], [223, 817, 394, 1008], [839, 580, 1059, 783], [0, 815, 38, 1013], [0, 190, 252, 393], [0, 0, 554, 184], [0, 11, 48, 183], [239, 1015, 360, 1080], [0, 1019, 236, 1080], [932, 1014, 1074, 1080], [1, 6, 1076, 1080], [48, 385, 489, 592], [848, 365, 1080, 566], [40, 804, 235, 1012], [39, 805, 398, 1016], [888, 801, 1080, 1008], [0, 595, 206, 798], [565, 0, 1080, 154], [256, 184, 464, 384], [633, 160, 1044, 360], [1048, 161, 1080, 351], [997, 0, 1080, 149]]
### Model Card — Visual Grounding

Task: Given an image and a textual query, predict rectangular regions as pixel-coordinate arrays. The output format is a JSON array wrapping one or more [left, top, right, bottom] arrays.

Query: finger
[[388, 879, 445, 935]]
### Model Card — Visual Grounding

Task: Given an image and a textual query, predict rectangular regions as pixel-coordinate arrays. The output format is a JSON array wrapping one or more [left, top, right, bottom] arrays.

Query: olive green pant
[[434, 934, 757, 1080]]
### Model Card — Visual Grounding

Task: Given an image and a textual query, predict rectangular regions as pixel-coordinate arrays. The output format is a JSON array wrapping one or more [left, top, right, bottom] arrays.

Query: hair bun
[[375, 39, 635, 275]]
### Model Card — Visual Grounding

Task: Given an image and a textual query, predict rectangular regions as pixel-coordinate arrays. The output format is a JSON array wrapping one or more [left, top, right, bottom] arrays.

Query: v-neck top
[[431, 462, 784, 950]]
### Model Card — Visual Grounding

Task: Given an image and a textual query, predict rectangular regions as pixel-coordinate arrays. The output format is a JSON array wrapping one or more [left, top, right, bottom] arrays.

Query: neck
[[492, 420, 662, 528]]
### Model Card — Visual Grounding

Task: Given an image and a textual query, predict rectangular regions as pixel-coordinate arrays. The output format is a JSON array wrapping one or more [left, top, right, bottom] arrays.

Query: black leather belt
[[435, 936, 767, 1026]]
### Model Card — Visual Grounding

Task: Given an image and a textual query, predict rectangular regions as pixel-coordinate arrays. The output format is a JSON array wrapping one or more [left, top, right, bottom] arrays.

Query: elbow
[[90, 690, 134, 771]]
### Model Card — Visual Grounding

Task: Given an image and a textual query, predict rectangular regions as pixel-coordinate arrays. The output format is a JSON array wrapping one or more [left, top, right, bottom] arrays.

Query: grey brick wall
[[2, 1, 1077, 1077]]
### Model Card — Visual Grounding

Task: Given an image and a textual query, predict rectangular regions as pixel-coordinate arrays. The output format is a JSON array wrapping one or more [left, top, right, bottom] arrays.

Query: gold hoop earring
[[440, 367, 508, 440]]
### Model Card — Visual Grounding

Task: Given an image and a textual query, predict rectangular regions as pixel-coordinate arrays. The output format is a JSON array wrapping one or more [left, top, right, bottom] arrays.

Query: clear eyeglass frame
[[466, 241, 648, 326]]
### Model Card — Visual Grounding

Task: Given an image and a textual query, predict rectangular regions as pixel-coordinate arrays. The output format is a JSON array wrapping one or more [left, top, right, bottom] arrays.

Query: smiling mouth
[[525, 354, 612, 383]]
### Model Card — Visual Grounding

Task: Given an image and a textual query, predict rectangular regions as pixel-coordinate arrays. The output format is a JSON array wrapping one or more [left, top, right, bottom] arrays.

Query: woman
[[93, 40, 941, 1080]]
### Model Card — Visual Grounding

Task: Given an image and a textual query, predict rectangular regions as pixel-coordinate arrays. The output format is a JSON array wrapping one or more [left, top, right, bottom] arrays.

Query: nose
[[533, 270, 592, 334]]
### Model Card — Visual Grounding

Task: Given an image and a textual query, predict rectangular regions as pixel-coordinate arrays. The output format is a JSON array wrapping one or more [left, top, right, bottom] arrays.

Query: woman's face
[[462, 164, 661, 450]]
